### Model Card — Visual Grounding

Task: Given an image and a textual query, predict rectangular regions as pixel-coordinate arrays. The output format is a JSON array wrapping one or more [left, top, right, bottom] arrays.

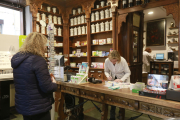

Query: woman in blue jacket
[[11, 32, 57, 120]]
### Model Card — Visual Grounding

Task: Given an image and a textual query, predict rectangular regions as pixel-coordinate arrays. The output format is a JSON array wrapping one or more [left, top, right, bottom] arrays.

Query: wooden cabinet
[[150, 61, 174, 81]]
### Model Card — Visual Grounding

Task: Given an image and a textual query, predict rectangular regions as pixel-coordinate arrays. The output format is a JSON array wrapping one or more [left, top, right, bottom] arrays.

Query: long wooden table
[[56, 81, 180, 120]]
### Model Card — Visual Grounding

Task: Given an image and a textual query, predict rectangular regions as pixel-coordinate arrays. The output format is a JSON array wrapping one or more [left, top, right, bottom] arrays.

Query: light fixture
[[148, 12, 153, 14]]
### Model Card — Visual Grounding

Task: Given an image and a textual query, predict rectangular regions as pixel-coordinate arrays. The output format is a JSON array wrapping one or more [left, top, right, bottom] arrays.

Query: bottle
[[129, 0, 133, 7], [123, 0, 127, 8], [136, 0, 141, 5]]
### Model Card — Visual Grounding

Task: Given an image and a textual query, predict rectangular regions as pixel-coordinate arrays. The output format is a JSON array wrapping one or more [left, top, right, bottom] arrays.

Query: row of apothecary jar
[[36, 24, 62, 36], [37, 13, 62, 25], [91, 8, 112, 21], [70, 26, 87, 36], [91, 21, 112, 33], [40, 5, 58, 14], [70, 15, 86, 26]]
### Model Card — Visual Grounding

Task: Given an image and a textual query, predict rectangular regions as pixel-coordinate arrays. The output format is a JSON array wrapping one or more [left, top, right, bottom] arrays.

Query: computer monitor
[[156, 53, 164, 60]]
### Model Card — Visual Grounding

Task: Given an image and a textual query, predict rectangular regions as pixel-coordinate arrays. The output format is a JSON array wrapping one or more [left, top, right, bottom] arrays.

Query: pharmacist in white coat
[[104, 50, 131, 120]]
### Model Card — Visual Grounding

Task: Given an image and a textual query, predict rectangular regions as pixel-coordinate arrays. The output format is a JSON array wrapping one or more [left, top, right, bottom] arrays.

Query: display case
[[150, 61, 174, 81]]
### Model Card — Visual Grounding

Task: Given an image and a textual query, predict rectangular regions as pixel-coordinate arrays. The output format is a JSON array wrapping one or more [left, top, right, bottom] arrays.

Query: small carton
[[74, 76, 81, 83], [107, 38, 112, 44], [70, 76, 75, 83]]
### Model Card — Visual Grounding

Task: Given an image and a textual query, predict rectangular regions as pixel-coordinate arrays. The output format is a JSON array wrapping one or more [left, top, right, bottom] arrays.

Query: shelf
[[36, 21, 63, 27], [38, 9, 62, 17], [90, 68, 104, 70], [169, 27, 179, 30], [92, 6, 111, 12], [167, 42, 179, 44], [69, 13, 85, 18], [173, 50, 179, 52], [54, 46, 63, 48], [91, 43, 112, 46], [91, 30, 112, 35], [71, 67, 79, 69], [70, 45, 87, 48], [69, 34, 87, 37], [91, 17, 112, 23], [70, 23, 87, 27], [91, 56, 108, 58], [44, 34, 63, 37], [167, 35, 179, 37], [70, 56, 87, 58]]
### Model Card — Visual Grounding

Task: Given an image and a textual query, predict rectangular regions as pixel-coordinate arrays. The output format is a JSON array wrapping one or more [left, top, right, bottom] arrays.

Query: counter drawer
[[61, 85, 80, 95]]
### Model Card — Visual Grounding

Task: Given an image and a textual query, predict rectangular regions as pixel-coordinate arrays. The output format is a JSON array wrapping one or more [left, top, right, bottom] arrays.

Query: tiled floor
[[6, 100, 162, 120]]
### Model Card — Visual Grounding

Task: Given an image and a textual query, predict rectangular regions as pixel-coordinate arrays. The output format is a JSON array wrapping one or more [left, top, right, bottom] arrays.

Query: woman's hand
[[114, 79, 123, 83], [50, 73, 56, 83], [107, 76, 112, 80]]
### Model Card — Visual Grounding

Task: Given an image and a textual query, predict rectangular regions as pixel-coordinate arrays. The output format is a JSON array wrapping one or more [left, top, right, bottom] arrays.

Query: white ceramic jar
[[48, 15, 52, 23], [58, 27, 62, 36], [110, 20, 112, 30], [91, 24, 95, 33], [78, 8, 82, 14], [73, 9, 76, 15], [100, 22, 104, 32], [105, 21, 110, 31], [82, 26, 85, 34], [58, 17, 61, 25], [54, 27, 57, 35], [100, 10, 104, 19], [52, 8, 56, 13], [41, 5, 43, 10], [41, 26, 45, 34], [96, 23, 100, 32], [74, 27, 77, 35], [70, 18, 74, 26], [78, 26, 81, 35], [91, 13, 95, 21], [70, 28, 74, 36], [53, 16, 57, 24], [81, 15, 85, 23], [86, 26, 87, 34], [47, 6, 51, 12], [85, 15, 87, 23], [105, 9, 110, 18], [101, 1, 105, 7], [109, 8, 112, 17], [95, 11, 99, 21], [37, 13, 40, 21], [41, 13, 46, 21], [36, 24, 39, 32], [74, 17, 77, 25], [78, 16, 81, 24]]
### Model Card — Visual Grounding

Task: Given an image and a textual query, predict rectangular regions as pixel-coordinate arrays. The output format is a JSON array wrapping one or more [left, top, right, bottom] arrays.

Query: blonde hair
[[19, 32, 47, 57], [108, 50, 121, 63]]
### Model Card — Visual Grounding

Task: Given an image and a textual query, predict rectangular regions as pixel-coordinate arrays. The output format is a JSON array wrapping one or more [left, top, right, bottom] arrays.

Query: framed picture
[[133, 13, 140, 27], [146, 19, 166, 46]]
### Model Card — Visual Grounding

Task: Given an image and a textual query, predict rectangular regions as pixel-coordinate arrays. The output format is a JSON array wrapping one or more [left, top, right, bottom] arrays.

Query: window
[[0, 6, 21, 35]]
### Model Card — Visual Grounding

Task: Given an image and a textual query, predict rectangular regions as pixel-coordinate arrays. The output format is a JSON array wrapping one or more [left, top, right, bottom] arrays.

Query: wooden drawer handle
[[98, 75, 101, 77], [91, 74, 94, 76], [82, 91, 86, 95], [109, 98, 112, 101], [122, 100, 128, 105], [63, 87, 66, 90], [94, 94, 97, 98], [71, 89, 75, 92]]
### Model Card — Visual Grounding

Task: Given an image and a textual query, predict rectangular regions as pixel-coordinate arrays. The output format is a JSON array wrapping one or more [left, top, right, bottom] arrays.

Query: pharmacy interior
[[1, 0, 180, 120]]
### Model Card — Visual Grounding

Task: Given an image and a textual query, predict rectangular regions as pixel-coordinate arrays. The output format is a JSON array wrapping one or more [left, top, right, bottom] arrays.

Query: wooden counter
[[56, 82, 180, 120]]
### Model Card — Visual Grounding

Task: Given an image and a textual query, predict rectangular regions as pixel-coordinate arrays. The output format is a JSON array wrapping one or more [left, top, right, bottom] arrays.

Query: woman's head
[[145, 48, 152, 53], [108, 50, 121, 64], [19, 32, 47, 57]]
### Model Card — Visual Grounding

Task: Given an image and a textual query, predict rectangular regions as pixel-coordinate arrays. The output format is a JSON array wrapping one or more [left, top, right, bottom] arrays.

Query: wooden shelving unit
[[69, 13, 85, 18], [70, 23, 87, 27], [69, 34, 87, 37], [91, 5, 111, 12], [38, 9, 62, 17], [70, 45, 87, 48], [91, 30, 112, 35], [91, 43, 112, 46], [91, 17, 112, 23], [169, 27, 179, 30]]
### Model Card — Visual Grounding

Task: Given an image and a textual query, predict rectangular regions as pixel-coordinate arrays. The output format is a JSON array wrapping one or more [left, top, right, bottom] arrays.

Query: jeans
[[110, 106, 116, 120], [23, 111, 50, 120]]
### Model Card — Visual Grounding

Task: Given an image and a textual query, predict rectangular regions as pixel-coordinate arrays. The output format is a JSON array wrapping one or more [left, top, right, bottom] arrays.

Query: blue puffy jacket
[[11, 52, 57, 116]]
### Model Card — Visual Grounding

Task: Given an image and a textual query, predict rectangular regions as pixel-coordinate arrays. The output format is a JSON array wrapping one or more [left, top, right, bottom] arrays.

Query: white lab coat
[[104, 57, 131, 83], [142, 51, 153, 73]]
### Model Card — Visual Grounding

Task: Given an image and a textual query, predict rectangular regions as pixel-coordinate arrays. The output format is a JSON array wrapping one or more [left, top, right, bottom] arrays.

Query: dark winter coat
[[11, 52, 57, 116]]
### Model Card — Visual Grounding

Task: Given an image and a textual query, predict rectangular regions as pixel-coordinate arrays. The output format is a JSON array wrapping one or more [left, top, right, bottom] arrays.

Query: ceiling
[[144, 7, 173, 22]]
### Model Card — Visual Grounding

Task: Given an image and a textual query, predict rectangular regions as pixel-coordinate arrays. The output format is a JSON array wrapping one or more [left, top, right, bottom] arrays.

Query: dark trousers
[[23, 111, 51, 120], [110, 106, 116, 120]]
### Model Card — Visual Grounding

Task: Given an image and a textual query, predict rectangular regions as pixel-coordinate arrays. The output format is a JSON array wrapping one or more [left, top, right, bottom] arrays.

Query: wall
[[143, 17, 178, 62]]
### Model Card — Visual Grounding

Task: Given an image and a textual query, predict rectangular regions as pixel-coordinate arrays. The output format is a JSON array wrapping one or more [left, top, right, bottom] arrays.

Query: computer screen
[[156, 53, 164, 60]]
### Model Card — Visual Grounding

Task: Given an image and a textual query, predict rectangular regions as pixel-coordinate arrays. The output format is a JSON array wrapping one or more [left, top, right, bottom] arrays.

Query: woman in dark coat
[[11, 32, 57, 120]]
